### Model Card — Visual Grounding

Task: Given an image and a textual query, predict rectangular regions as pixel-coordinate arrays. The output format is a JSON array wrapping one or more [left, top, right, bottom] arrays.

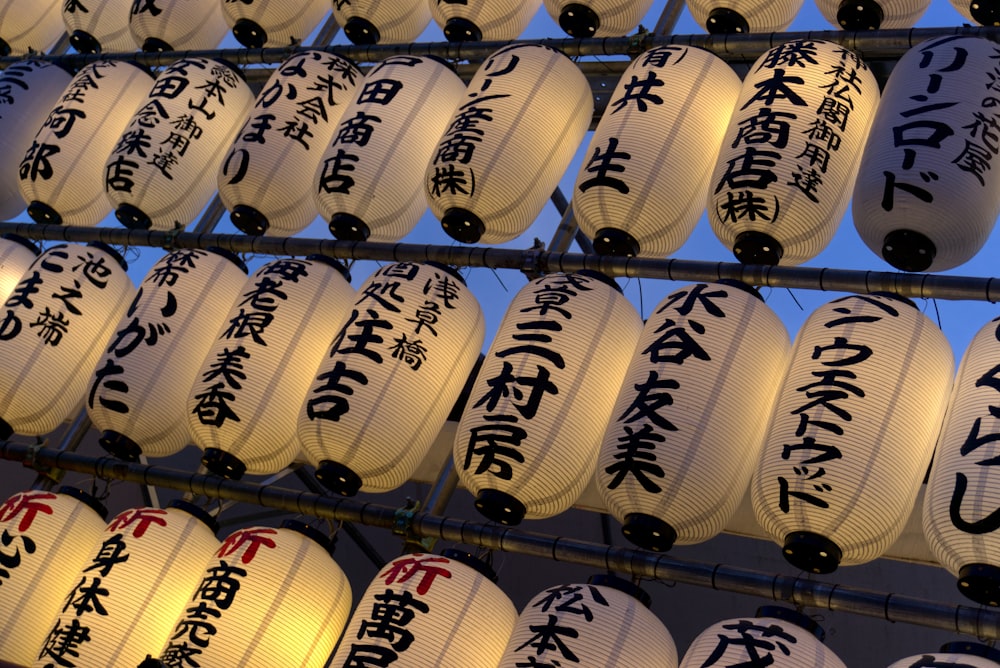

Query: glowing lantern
[[221, 0, 329, 48], [18, 60, 153, 227], [751, 293, 953, 574], [680, 607, 845, 667], [0, 60, 73, 219], [298, 261, 484, 496], [499, 575, 677, 667], [709, 39, 879, 266], [429, 0, 542, 41], [0, 234, 40, 304], [573, 45, 740, 257], [329, 551, 517, 667], [190, 256, 355, 479], [543, 0, 654, 37], [33, 502, 219, 668], [685, 0, 803, 32], [218, 51, 361, 237], [0, 0, 65, 56], [316, 55, 465, 242], [949, 0, 1000, 26], [854, 36, 1000, 272], [427, 44, 592, 245], [0, 242, 133, 440], [815, 0, 930, 29], [129, 0, 229, 51], [455, 270, 642, 525], [158, 521, 351, 667], [0, 488, 108, 665], [888, 643, 1000, 667], [332, 0, 431, 44], [62, 0, 135, 53], [597, 281, 790, 552], [106, 57, 254, 231], [88, 248, 248, 462]]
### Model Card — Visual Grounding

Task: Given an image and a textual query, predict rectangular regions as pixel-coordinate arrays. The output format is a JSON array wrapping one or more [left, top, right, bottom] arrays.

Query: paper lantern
[[221, 0, 329, 48], [298, 261, 484, 495], [429, 0, 542, 41], [0, 242, 133, 439], [32, 501, 219, 668], [427, 44, 592, 245], [0, 60, 73, 219], [543, 0, 654, 37], [573, 45, 740, 257], [854, 36, 1000, 272], [129, 0, 228, 51], [923, 316, 1000, 606], [597, 281, 790, 552], [455, 270, 642, 525], [751, 293, 953, 574], [329, 551, 517, 667], [18, 60, 153, 227], [158, 521, 351, 668], [62, 0, 135, 53], [106, 57, 254, 232], [685, 0, 803, 32], [949, 0, 1000, 26], [332, 0, 431, 44], [0, 0, 65, 56], [0, 234, 40, 304], [709, 39, 879, 266], [680, 607, 845, 667], [888, 643, 1000, 667], [498, 575, 677, 667], [190, 256, 355, 479], [316, 55, 466, 242], [815, 0, 930, 29], [0, 488, 108, 665], [88, 248, 248, 462], [218, 51, 362, 236]]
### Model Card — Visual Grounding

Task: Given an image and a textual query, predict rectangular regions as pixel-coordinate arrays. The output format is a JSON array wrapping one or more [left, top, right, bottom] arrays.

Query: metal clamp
[[393, 498, 437, 553]]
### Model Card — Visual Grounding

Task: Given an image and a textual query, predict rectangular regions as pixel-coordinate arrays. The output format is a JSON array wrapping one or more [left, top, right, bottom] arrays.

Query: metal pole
[[654, 0, 687, 35]]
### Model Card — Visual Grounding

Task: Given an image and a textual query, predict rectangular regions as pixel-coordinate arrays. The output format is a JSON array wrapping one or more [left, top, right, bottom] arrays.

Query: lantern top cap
[[587, 573, 652, 608], [756, 606, 826, 643], [440, 548, 499, 583], [281, 519, 335, 553], [714, 278, 763, 302], [207, 246, 248, 275], [939, 641, 1000, 660], [87, 242, 128, 271], [574, 269, 621, 293], [58, 486, 109, 521], [868, 291, 917, 311], [1, 233, 40, 256], [305, 254, 351, 282], [167, 499, 220, 534], [425, 261, 467, 286]]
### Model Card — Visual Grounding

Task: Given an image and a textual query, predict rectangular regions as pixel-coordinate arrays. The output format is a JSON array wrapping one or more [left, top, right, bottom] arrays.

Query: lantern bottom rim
[[971, 0, 1000, 26], [329, 213, 370, 241], [115, 203, 152, 230], [0, 38, 9, 58], [733, 230, 783, 265], [69, 30, 102, 54], [756, 605, 826, 642], [316, 460, 363, 497], [233, 18, 267, 49], [958, 563, 1000, 606], [939, 641, 1000, 661], [559, 4, 600, 37], [441, 548, 500, 582], [622, 513, 676, 552], [441, 208, 485, 244], [782, 531, 842, 574], [202, 447, 247, 481], [882, 228, 936, 272], [27, 201, 62, 226], [344, 17, 380, 45], [837, 0, 884, 29], [593, 227, 640, 257], [474, 488, 526, 526], [230, 204, 270, 235], [444, 17, 483, 42], [99, 430, 143, 462], [706, 7, 750, 34], [0, 417, 11, 440], [141, 37, 173, 53]]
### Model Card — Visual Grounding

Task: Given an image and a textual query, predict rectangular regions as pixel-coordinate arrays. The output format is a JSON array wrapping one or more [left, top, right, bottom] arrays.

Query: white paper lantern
[[815, 0, 930, 29], [221, 0, 329, 48], [888, 643, 1000, 667], [455, 270, 642, 525], [949, 0, 1000, 26], [0, 242, 134, 440], [18, 60, 153, 227], [316, 55, 466, 242], [544, 0, 654, 37], [686, 0, 804, 32], [751, 293, 953, 573], [88, 248, 248, 462], [32, 501, 220, 668], [329, 551, 517, 667], [62, 0, 135, 53], [427, 44, 592, 245], [0, 488, 108, 665], [190, 256, 355, 478], [0, 0, 65, 56], [106, 57, 254, 231], [854, 36, 1000, 273], [333, 0, 431, 44], [218, 51, 362, 237], [574, 45, 740, 257], [158, 521, 352, 668], [709, 39, 879, 266], [0, 60, 73, 219], [680, 607, 845, 667], [429, 0, 542, 41], [299, 261, 484, 495], [597, 281, 790, 551], [0, 234, 40, 304], [129, 0, 229, 51], [499, 575, 677, 668]]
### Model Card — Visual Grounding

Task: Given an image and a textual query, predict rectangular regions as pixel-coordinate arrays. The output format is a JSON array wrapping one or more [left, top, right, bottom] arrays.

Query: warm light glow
[[0, 0, 65, 55], [0, 235, 39, 305], [128, 0, 228, 51], [61, 0, 135, 53]]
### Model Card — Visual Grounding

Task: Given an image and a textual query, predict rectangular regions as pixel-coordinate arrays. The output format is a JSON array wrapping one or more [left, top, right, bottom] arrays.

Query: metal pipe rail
[[3, 222, 1000, 302], [1, 442, 995, 638]]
